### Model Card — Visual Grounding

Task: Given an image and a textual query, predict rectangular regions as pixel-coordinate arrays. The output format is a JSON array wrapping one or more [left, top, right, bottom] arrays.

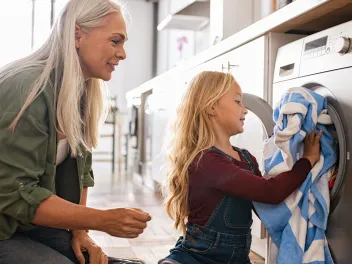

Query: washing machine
[[242, 20, 352, 263]]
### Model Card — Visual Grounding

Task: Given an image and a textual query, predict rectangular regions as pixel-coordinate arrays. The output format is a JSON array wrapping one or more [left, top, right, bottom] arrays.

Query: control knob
[[334, 37, 351, 54]]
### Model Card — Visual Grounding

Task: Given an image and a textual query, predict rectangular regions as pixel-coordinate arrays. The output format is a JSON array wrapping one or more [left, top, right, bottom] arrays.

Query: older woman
[[0, 0, 150, 263]]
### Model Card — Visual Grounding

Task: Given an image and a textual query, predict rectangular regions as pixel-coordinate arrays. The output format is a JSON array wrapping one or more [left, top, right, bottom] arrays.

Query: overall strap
[[234, 147, 256, 173]]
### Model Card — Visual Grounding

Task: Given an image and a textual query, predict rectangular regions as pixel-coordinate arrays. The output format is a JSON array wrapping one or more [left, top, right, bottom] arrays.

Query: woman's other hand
[[100, 208, 151, 238]]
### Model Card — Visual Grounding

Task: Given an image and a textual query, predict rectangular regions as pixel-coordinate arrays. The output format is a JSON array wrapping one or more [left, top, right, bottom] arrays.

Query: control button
[[335, 36, 351, 54], [326, 47, 330, 54]]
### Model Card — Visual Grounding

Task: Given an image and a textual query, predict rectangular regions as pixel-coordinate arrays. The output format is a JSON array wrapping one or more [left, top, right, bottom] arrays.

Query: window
[[0, 0, 32, 67], [0, 0, 69, 68], [33, 0, 51, 50]]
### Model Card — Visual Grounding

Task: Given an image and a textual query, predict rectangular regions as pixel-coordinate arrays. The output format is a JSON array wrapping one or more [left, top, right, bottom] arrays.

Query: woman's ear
[[75, 25, 82, 49]]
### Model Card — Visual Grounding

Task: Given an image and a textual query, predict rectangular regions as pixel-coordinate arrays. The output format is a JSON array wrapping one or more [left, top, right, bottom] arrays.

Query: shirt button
[[80, 175, 83, 180]]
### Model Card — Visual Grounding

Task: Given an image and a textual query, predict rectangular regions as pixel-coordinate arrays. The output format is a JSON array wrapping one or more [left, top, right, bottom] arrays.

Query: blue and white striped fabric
[[253, 87, 337, 264]]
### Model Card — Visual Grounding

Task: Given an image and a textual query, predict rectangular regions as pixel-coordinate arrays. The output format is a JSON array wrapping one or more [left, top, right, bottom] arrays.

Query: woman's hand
[[71, 230, 108, 264], [100, 208, 151, 238], [303, 127, 323, 167]]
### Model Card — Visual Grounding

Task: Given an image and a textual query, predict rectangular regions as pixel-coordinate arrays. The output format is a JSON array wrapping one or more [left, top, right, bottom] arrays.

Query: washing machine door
[[300, 84, 350, 264], [272, 80, 351, 263], [230, 93, 274, 245]]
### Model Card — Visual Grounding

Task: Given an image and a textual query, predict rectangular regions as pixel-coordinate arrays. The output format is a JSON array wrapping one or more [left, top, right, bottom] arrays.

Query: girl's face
[[213, 82, 248, 136]]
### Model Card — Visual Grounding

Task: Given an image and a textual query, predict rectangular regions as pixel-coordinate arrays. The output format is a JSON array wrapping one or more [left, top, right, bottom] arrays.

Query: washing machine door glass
[[230, 93, 275, 173]]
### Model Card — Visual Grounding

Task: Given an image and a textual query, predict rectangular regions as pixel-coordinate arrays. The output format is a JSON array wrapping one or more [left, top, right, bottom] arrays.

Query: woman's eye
[[112, 40, 120, 45], [235, 100, 241, 104]]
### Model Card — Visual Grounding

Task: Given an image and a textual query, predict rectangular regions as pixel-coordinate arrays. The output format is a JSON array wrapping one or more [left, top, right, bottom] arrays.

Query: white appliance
[[254, 20, 352, 263]]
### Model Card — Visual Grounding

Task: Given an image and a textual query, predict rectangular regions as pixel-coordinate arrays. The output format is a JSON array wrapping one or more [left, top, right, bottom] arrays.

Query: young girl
[[159, 71, 322, 264]]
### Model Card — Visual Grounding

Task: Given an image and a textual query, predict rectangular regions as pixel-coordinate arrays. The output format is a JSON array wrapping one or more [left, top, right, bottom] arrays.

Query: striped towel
[[253, 87, 337, 264]]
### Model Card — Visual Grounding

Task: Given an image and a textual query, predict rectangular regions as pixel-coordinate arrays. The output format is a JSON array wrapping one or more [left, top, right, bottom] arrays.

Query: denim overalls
[[161, 147, 256, 264]]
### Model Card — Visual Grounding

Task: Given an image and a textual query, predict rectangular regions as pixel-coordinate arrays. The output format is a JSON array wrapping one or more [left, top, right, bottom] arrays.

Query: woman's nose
[[116, 48, 126, 60]]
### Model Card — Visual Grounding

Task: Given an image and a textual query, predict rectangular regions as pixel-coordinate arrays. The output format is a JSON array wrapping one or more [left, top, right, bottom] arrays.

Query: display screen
[[304, 36, 328, 51]]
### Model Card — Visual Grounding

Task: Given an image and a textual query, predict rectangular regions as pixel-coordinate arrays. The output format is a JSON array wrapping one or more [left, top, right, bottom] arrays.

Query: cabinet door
[[225, 36, 266, 98], [151, 85, 168, 184], [151, 71, 186, 184]]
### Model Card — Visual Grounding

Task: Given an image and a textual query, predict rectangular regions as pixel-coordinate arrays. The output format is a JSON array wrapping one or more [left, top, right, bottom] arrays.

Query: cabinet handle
[[222, 61, 239, 72]]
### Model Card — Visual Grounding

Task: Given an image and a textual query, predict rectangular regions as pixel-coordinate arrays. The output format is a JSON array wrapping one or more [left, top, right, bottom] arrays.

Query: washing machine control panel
[[274, 20, 352, 82], [303, 35, 351, 60], [299, 20, 352, 76], [303, 36, 328, 59]]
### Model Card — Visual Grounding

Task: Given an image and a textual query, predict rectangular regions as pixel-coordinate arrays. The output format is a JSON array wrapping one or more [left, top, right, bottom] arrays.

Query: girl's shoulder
[[190, 147, 232, 171]]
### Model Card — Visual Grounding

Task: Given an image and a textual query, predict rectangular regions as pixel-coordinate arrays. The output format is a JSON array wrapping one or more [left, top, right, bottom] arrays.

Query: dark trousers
[[0, 226, 87, 264]]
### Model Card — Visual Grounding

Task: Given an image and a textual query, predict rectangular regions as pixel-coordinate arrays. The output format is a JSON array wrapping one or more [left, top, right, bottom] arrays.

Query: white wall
[[108, 0, 154, 114]]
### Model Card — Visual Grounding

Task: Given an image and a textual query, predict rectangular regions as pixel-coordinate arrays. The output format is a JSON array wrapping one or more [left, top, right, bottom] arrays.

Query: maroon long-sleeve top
[[188, 148, 312, 226]]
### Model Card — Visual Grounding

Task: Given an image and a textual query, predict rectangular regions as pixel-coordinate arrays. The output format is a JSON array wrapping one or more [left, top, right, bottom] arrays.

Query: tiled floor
[[87, 163, 265, 264]]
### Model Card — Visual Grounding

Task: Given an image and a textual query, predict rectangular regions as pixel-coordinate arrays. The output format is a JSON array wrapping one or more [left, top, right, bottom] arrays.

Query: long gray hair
[[0, 0, 124, 156]]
